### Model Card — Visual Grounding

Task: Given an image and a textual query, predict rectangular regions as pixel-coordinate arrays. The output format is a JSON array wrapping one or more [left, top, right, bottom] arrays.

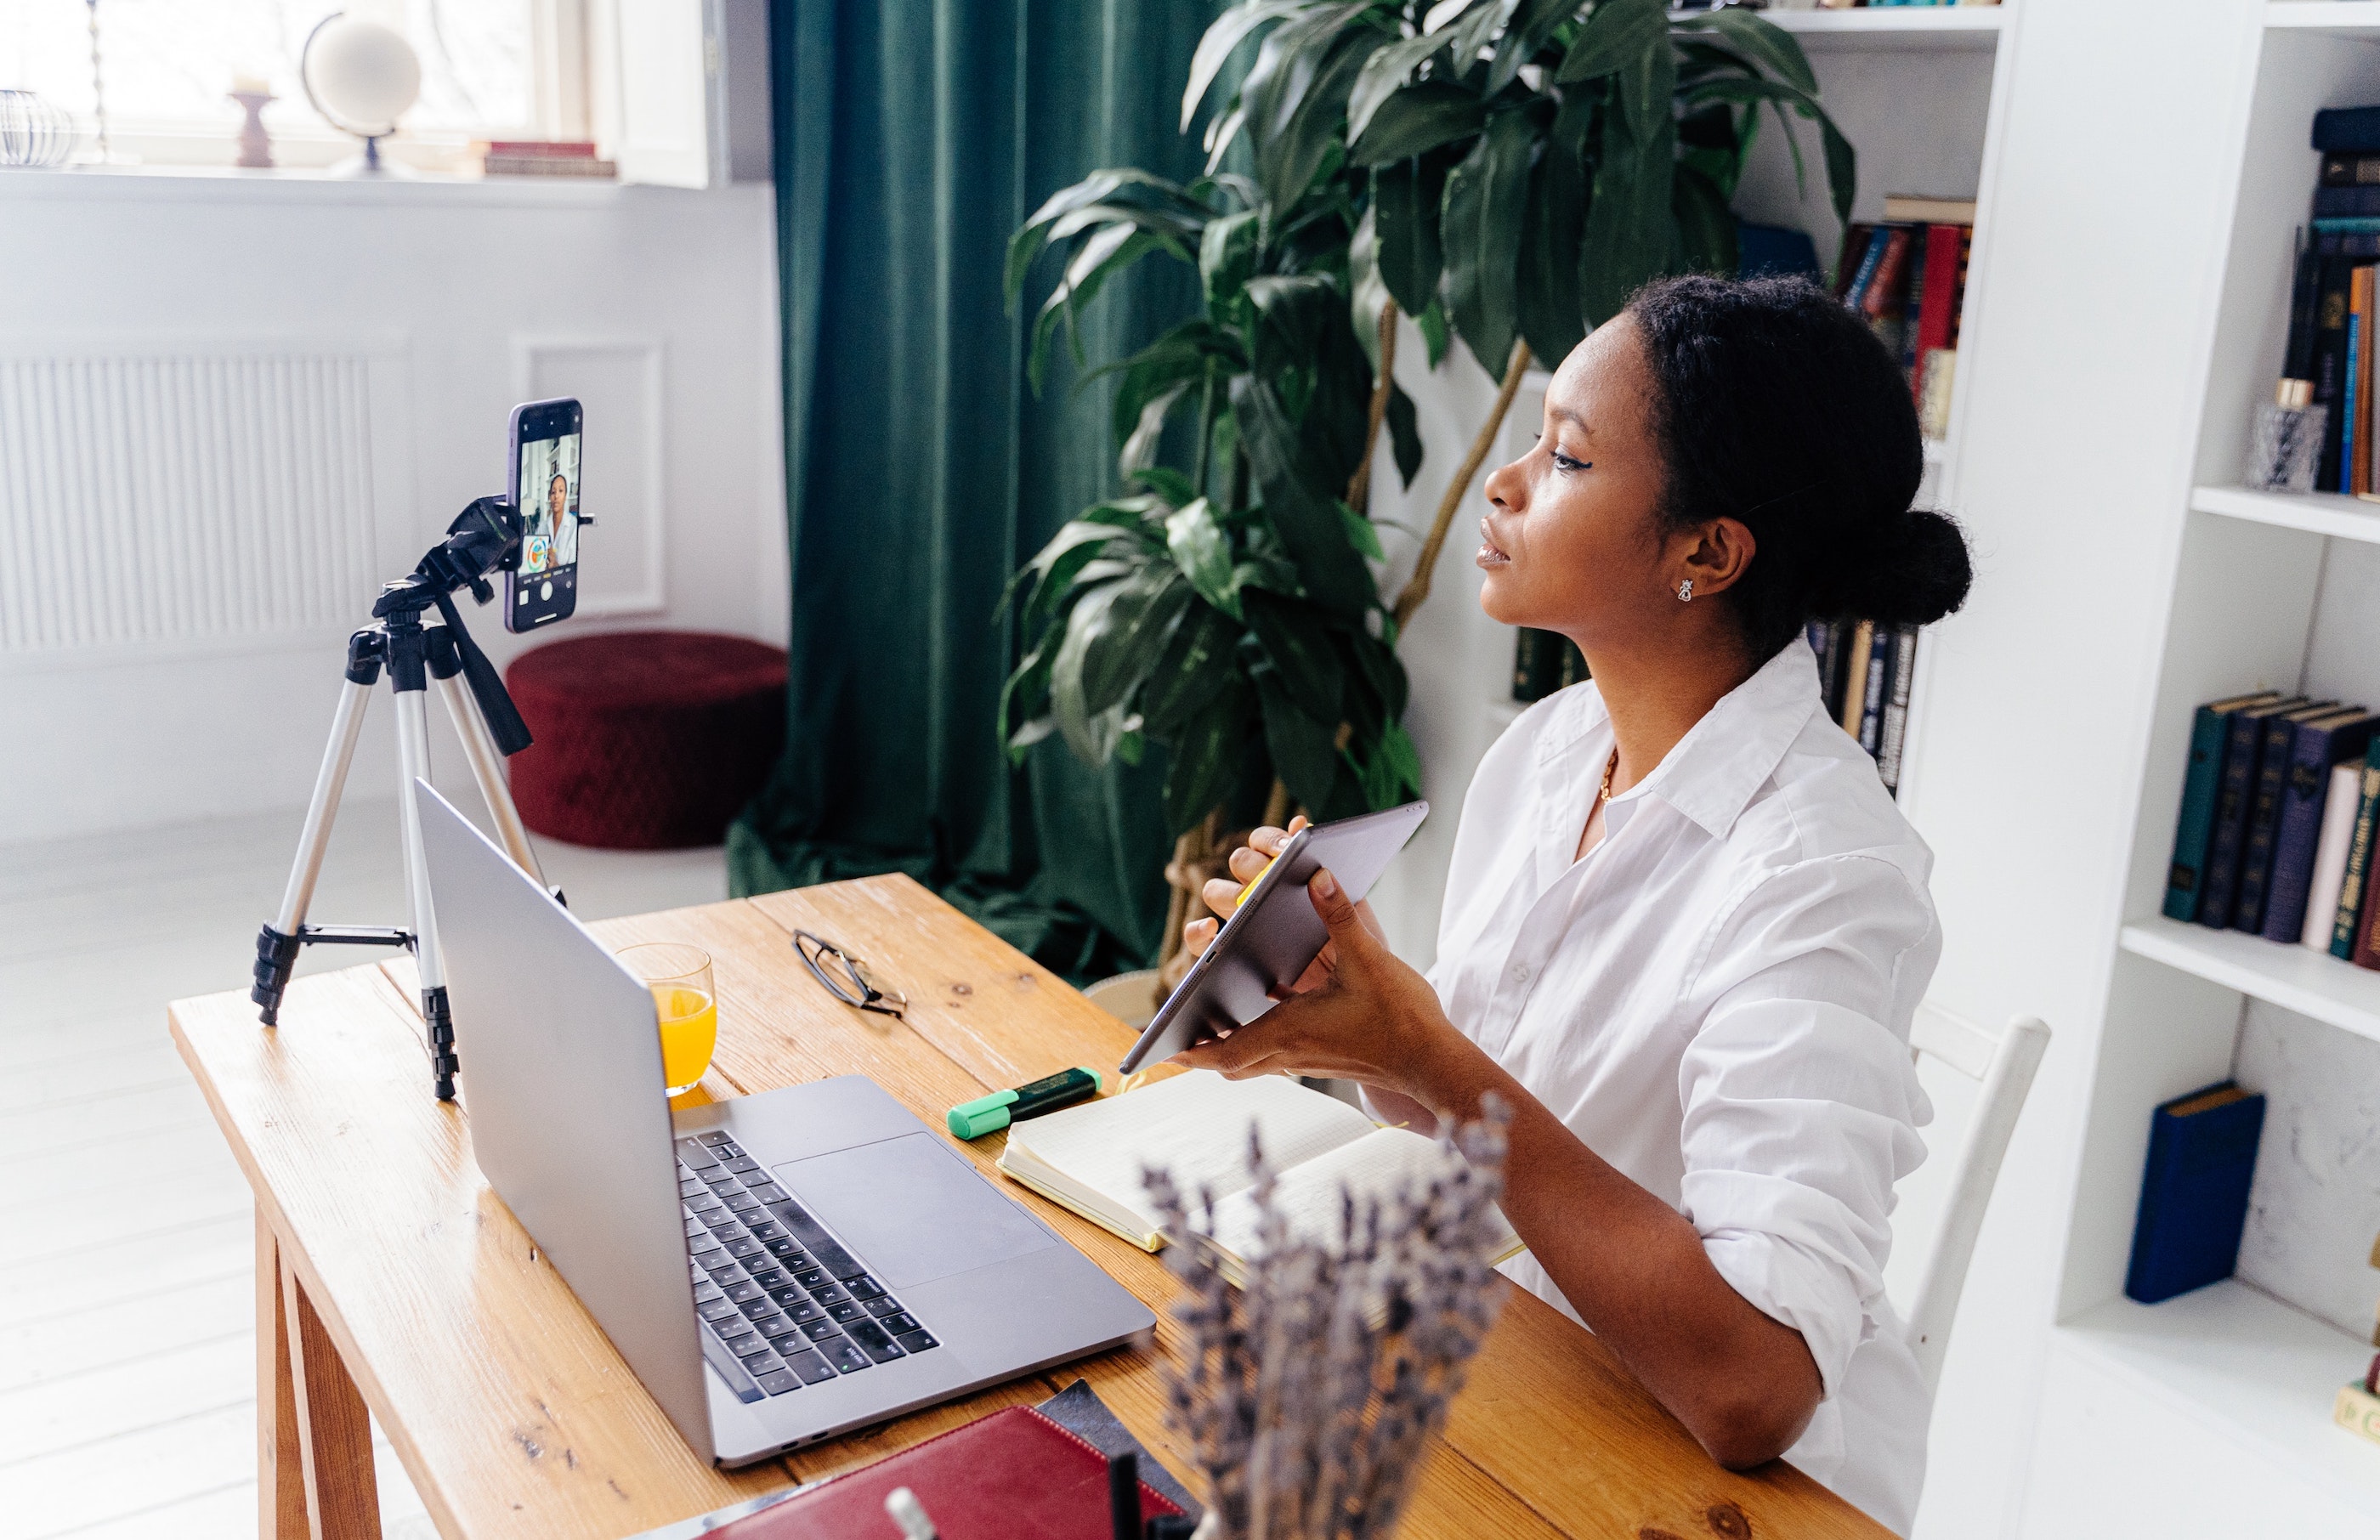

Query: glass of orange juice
[[618, 942, 718, 1097]]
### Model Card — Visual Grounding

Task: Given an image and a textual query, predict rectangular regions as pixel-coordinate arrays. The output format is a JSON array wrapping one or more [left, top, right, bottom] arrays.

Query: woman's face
[[1476, 316, 1680, 647], [549, 476, 569, 522]]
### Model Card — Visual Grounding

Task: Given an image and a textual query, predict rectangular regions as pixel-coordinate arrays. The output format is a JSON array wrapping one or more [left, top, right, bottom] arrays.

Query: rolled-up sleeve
[[1676, 853, 1933, 1400]]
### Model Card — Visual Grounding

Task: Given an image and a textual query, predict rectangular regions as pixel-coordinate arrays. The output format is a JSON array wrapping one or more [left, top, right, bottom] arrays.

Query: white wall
[[0, 171, 786, 846]]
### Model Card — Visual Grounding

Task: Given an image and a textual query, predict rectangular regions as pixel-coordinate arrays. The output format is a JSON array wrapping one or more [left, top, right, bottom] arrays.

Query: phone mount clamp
[[251, 495, 554, 1101]]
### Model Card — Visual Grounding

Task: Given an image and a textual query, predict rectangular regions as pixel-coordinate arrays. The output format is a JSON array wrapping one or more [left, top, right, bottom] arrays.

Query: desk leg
[[265, 1220, 383, 1539], [258, 1213, 312, 1538]]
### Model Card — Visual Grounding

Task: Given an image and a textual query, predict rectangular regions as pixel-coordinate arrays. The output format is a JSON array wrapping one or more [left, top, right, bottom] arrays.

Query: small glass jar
[[2247, 382, 2326, 495]]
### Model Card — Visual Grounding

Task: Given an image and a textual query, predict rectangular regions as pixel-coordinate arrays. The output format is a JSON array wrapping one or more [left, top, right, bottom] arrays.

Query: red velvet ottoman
[[505, 631, 788, 849]]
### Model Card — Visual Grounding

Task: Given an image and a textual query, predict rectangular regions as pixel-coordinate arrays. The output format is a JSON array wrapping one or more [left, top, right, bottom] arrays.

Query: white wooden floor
[[0, 800, 726, 1537]]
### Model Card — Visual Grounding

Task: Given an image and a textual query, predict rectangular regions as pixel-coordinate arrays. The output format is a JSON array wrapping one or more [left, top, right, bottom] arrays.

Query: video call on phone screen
[[518, 433, 581, 576]]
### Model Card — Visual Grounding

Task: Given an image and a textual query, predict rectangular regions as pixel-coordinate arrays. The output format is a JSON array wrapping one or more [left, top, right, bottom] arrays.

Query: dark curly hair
[[1625, 273, 1973, 660]]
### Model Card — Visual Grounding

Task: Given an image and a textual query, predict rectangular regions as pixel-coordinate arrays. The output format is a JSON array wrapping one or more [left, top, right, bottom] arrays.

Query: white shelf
[[2056, 1282, 2380, 1510], [2191, 484, 2380, 543], [1762, 6, 2007, 52], [2119, 914, 2380, 1044], [2266, 1, 2380, 36]]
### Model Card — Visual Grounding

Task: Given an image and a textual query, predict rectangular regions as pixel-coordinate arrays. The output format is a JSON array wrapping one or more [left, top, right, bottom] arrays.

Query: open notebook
[[995, 1071, 1522, 1281]]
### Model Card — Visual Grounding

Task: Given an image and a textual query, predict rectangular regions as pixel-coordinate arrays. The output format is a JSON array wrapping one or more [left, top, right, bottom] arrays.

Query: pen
[[884, 1486, 938, 1540], [946, 1066, 1104, 1139]]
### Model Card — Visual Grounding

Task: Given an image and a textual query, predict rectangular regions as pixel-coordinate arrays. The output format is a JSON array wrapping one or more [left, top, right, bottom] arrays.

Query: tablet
[[1117, 799, 1429, 1074]]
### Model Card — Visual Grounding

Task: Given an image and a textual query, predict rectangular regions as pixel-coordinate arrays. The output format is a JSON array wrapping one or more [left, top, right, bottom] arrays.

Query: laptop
[[413, 780, 1155, 1466]]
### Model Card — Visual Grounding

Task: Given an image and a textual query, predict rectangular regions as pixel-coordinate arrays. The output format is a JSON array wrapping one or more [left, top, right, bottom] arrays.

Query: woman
[[1175, 275, 1972, 1534]]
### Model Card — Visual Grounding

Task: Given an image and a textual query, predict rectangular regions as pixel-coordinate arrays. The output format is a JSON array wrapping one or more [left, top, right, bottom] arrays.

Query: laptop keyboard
[[678, 1130, 939, 1402]]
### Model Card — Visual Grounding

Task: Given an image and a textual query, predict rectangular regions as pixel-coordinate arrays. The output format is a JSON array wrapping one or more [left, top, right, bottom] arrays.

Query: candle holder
[[230, 90, 275, 169], [2247, 379, 2326, 495]]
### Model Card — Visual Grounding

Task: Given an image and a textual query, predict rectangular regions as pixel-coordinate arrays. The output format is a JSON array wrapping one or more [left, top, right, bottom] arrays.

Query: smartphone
[[505, 397, 584, 631]]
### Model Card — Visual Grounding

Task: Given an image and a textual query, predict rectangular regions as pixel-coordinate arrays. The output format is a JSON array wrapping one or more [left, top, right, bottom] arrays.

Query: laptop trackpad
[[772, 1131, 1055, 1290]]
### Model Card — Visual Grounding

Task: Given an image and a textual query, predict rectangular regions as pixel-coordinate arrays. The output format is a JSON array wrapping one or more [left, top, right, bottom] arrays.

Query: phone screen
[[507, 399, 582, 631]]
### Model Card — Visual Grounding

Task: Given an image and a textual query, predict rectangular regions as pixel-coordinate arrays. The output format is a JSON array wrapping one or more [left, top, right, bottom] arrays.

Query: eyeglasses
[[791, 930, 908, 1020]]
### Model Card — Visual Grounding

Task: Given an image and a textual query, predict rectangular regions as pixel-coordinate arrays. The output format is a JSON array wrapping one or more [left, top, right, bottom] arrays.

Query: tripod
[[252, 495, 558, 1101]]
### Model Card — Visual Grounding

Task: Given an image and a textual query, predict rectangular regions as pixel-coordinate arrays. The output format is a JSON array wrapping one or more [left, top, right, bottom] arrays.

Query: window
[[0, 0, 586, 172]]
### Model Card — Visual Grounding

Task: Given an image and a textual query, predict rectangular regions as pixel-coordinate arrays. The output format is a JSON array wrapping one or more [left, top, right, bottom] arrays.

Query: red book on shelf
[[1862, 227, 1914, 320], [483, 139, 598, 158], [1912, 223, 1964, 405], [706, 1406, 1185, 1540]]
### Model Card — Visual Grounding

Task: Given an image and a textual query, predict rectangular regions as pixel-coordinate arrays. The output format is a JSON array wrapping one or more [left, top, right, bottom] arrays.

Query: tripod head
[[371, 495, 535, 756]]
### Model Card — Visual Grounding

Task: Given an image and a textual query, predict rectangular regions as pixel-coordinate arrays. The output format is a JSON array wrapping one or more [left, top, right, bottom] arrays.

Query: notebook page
[[1206, 1125, 1518, 1265], [1004, 1070, 1377, 1231]]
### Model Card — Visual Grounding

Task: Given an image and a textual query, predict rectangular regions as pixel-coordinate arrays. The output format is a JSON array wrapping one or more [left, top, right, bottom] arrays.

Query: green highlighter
[[946, 1067, 1105, 1139]]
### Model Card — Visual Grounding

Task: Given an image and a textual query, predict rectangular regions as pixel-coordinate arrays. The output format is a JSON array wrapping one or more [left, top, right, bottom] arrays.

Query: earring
[[1676, 579, 1694, 603]]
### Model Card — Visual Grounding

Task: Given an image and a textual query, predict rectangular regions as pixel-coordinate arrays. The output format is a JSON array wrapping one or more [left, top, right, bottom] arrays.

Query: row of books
[[1833, 197, 1974, 442], [1511, 628, 1586, 703], [2279, 107, 2380, 495], [473, 139, 616, 178], [1809, 619, 1920, 796], [2161, 692, 2380, 965]]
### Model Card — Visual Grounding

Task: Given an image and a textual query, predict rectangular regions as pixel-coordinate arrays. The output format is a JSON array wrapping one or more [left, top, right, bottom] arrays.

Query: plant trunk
[[1391, 338, 1533, 634], [1346, 301, 1399, 514]]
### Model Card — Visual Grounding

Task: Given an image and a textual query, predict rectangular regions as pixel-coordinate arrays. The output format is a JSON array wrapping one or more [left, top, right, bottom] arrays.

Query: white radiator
[[0, 349, 388, 654]]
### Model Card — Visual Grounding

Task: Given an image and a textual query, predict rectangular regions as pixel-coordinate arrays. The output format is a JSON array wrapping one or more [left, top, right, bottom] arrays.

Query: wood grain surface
[[173, 874, 1890, 1540]]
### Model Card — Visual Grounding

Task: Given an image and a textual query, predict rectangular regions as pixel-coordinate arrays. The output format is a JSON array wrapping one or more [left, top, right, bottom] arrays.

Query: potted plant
[[1000, 0, 1853, 967]]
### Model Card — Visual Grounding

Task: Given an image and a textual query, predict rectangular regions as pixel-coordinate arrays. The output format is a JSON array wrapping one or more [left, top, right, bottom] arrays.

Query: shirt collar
[[1538, 636, 1825, 841]]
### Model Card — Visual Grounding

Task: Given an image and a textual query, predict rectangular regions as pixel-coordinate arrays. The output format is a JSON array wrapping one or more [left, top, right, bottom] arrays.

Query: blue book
[[2199, 696, 2311, 930], [2125, 1083, 2267, 1305], [2235, 702, 2350, 934], [2262, 708, 2377, 942], [2164, 693, 2281, 921]]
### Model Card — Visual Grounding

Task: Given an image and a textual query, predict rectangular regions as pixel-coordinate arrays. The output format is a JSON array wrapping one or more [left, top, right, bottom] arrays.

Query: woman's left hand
[[1174, 866, 1476, 1108]]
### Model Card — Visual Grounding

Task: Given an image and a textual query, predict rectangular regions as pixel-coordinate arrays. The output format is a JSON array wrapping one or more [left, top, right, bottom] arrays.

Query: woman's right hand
[[1182, 817, 1386, 996]]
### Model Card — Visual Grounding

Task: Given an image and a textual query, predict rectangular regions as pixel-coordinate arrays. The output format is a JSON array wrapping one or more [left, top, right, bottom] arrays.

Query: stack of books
[[1809, 619, 1920, 797], [476, 139, 617, 178], [2281, 105, 2380, 497], [1834, 196, 1975, 441], [1510, 628, 1586, 704], [2161, 692, 2380, 963]]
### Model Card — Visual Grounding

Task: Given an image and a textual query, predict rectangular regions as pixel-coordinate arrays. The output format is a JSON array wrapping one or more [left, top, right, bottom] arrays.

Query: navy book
[[2315, 105, 2380, 154], [2236, 703, 2350, 934], [2199, 697, 2310, 929], [2164, 693, 2281, 921], [2124, 1083, 2267, 1305], [2262, 709, 2377, 942]]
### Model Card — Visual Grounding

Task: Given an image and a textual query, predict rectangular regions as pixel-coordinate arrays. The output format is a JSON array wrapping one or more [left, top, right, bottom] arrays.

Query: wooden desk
[[172, 875, 1887, 1540]]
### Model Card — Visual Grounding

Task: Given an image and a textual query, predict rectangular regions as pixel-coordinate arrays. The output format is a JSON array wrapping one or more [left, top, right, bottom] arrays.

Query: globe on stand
[[299, 14, 421, 178]]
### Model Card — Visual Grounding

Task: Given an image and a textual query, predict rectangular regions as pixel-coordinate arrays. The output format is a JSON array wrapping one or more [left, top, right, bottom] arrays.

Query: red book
[[1946, 228, 1974, 349], [1912, 223, 1964, 404], [1861, 228, 1914, 321], [483, 139, 598, 158], [707, 1406, 1187, 1539]]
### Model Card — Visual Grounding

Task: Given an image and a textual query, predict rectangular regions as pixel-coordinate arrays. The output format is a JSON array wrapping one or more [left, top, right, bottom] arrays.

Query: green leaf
[[1449, 0, 1523, 66], [1229, 376, 1380, 619], [1200, 208, 1261, 314], [1349, 203, 1393, 372], [1183, 0, 1310, 133], [1338, 499, 1386, 561], [1386, 382, 1423, 490], [1671, 165, 1737, 276], [1350, 82, 1485, 166], [1487, 0, 1584, 96], [1346, 28, 1456, 146], [1166, 497, 1240, 617], [1672, 8, 1816, 95], [1554, 0, 1665, 83], [1007, 169, 1206, 303], [1119, 379, 1195, 474], [1049, 567, 1192, 765], [1162, 676, 1255, 835], [1256, 671, 1342, 815], [1045, 575, 1129, 762], [1028, 225, 1191, 390], [1352, 719, 1424, 807], [1578, 37, 1675, 325], [1415, 297, 1451, 368], [997, 633, 1057, 763], [1132, 467, 1199, 508], [1008, 519, 1130, 632], [1440, 108, 1535, 377], [1516, 92, 1590, 367], [1682, 76, 1856, 229], [1242, 587, 1347, 724], [1141, 603, 1240, 739], [1245, 3, 1378, 211], [1372, 156, 1446, 318]]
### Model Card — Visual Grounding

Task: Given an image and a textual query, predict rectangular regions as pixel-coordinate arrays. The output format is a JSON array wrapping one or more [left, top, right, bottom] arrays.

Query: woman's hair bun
[[1804, 506, 1973, 627]]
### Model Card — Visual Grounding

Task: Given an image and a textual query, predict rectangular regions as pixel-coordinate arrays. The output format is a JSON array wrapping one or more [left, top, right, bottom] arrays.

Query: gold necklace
[[1598, 751, 1617, 808]]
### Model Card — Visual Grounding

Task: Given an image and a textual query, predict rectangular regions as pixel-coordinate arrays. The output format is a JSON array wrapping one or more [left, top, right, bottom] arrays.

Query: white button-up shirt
[[1424, 637, 1935, 1533]]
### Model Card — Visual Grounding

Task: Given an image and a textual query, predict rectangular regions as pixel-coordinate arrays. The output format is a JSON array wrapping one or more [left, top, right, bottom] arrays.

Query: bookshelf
[[2012, 3, 2380, 1532]]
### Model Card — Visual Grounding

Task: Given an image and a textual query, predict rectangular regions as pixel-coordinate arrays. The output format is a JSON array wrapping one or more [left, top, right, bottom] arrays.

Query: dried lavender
[[1142, 1096, 1512, 1540]]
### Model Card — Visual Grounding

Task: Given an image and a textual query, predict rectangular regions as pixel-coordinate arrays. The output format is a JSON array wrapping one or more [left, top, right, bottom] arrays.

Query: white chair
[[1902, 1006, 2051, 1396]]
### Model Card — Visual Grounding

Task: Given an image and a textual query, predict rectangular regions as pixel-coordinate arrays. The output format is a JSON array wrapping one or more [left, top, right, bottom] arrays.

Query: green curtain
[[729, 0, 1222, 981]]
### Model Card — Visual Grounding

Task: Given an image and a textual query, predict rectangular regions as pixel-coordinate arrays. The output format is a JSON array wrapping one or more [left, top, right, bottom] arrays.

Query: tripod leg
[[433, 668, 549, 892], [254, 638, 381, 1025], [392, 688, 459, 1101]]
